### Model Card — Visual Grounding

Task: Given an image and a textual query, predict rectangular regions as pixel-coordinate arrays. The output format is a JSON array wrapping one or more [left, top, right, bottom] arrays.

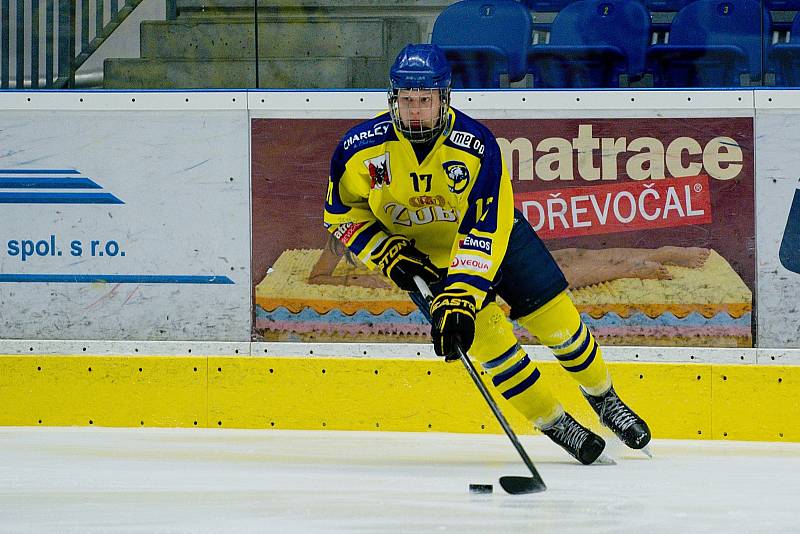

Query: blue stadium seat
[[431, 0, 533, 88], [646, 0, 771, 87], [770, 13, 800, 86], [527, 0, 651, 87]]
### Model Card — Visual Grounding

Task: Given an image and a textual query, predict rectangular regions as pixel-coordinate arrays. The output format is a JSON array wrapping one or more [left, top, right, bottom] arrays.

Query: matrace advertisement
[[252, 115, 755, 347]]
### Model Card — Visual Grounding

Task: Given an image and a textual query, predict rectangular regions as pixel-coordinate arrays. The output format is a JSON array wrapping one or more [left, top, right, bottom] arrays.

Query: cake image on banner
[[254, 244, 751, 347], [251, 116, 755, 348]]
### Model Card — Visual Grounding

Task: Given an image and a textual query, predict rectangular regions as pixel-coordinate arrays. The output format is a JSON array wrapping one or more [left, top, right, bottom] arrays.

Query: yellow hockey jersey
[[324, 107, 515, 309]]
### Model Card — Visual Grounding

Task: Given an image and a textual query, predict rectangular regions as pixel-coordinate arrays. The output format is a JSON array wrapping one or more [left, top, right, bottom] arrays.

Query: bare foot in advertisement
[[308, 241, 710, 291], [552, 246, 709, 289], [648, 246, 710, 268]]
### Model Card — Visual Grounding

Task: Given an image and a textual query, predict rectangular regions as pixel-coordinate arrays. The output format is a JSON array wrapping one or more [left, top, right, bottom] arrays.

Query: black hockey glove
[[430, 289, 476, 361], [370, 234, 441, 291]]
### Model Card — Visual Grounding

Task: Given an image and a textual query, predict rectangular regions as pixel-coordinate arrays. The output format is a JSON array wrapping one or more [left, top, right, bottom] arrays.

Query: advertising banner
[[0, 108, 251, 340], [252, 115, 754, 347], [755, 110, 800, 348]]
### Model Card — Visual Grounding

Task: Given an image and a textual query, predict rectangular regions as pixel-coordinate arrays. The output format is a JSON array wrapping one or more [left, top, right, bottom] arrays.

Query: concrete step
[[140, 18, 419, 60], [104, 0, 439, 89], [172, 0, 450, 40], [103, 57, 389, 89], [174, 0, 452, 17]]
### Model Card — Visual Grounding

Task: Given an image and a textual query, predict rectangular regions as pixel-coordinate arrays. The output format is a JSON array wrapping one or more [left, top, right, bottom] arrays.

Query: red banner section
[[514, 175, 713, 239]]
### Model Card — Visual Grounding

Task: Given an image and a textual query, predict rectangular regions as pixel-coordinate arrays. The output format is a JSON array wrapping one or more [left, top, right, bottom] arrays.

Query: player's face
[[396, 89, 441, 130]]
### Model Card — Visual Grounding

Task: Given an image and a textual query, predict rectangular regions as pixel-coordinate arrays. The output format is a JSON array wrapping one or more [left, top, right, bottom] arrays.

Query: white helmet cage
[[388, 87, 451, 144]]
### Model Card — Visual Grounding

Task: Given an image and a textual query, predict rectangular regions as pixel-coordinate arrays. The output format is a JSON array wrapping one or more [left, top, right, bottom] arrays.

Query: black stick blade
[[499, 475, 547, 495]]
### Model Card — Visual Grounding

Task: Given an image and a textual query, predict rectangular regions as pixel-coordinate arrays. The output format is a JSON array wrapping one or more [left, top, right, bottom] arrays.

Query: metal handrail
[[1, 0, 145, 89]]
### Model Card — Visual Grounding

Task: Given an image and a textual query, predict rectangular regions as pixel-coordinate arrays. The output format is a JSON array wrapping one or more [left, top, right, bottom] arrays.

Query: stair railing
[[1, 0, 145, 89]]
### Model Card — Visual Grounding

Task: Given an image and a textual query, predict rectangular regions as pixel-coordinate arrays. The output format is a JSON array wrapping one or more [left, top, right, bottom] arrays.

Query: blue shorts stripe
[[561, 339, 598, 373], [549, 322, 585, 351], [554, 330, 591, 363], [482, 343, 520, 370], [491, 356, 530, 387], [502, 367, 541, 400], [446, 273, 492, 292]]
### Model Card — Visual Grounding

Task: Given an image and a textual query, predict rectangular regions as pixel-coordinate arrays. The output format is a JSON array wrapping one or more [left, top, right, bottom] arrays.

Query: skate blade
[[606, 433, 653, 460], [588, 440, 617, 465]]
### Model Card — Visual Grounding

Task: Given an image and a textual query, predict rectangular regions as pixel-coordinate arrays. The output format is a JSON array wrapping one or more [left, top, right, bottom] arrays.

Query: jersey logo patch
[[451, 254, 492, 273], [443, 161, 470, 194], [409, 194, 447, 208], [344, 121, 391, 151], [364, 153, 392, 189], [332, 221, 365, 245], [450, 130, 485, 155], [459, 235, 492, 254]]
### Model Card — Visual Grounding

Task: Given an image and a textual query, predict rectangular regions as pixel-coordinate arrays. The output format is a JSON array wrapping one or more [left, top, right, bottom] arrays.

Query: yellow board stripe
[[0, 356, 208, 428], [1, 356, 798, 442]]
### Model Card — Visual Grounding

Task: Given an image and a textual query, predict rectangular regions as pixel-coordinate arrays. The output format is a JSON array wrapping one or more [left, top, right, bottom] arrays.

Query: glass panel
[[524, 0, 773, 88], [0, 0, 795, 90], [0, 0, 265, 89], [768, 0, 800, 86], [154, 0, 257, 89], [255, 0, 429, 89], [223, 0, 771, 90]]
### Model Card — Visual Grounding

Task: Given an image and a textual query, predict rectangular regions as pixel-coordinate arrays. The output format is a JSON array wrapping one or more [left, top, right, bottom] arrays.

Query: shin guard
[[516, 292, 611, 395], [470, 302, 562, 426]]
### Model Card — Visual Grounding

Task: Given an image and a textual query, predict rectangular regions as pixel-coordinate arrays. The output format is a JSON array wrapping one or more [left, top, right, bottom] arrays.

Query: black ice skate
[[582, 385, 651, 452], [540, 412, 609, 465]]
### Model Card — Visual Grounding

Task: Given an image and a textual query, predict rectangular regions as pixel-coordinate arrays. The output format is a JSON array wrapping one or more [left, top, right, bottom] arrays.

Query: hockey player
[[323, 44, 651, 464]]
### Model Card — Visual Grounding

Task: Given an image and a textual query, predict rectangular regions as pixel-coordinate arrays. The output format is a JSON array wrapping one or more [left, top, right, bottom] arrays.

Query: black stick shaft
[[413, 276, 545, 486], [455, 344, 544, 484]]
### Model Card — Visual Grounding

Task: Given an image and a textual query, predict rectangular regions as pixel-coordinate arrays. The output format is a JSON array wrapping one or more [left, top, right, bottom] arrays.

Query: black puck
[[469, 484, 493, 494]]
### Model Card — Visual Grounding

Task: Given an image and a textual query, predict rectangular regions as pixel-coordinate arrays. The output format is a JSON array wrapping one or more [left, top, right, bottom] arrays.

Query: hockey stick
[[413, 276, 546, 495]]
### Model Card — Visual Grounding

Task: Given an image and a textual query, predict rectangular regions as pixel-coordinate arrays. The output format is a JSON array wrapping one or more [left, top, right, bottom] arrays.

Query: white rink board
[[249, 88, 754, 119], [1, 339, 799, 364], [0, 93, 250, 340], [1, 89, 798, 347], [754, 106, 800, 348]]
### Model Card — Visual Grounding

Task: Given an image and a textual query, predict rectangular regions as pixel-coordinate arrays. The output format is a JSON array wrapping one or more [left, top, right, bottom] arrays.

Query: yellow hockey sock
[[516, 292, 611, 396], [469, 302, 562, 426]]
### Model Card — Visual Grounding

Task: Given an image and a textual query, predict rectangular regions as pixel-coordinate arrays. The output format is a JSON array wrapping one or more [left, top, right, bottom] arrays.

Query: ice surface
[[1, 427, 798, 533]]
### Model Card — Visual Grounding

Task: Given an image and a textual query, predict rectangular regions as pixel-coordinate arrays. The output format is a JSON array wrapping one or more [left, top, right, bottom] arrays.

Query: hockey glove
[[370, 234, 441, 291], [430, 289, 476, 361]]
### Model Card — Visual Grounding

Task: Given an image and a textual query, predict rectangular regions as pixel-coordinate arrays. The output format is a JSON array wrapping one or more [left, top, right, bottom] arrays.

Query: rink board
[[1, 354, 798, 442], [0, 89, 796, 348]]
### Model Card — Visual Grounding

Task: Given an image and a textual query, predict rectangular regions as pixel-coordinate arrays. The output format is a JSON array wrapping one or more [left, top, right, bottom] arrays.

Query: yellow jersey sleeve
[[323, 115, 394, 270], [443, 125, 514, 309]]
